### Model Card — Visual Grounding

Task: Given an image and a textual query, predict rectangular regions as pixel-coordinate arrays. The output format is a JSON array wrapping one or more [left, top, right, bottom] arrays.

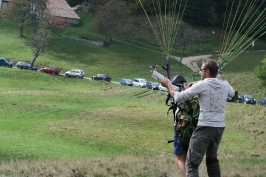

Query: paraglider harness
[[166, 76, 200, 147]]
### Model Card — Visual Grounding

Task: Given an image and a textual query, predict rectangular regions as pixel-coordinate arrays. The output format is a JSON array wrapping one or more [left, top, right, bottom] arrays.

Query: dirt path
[[170, 55, 212, 71]]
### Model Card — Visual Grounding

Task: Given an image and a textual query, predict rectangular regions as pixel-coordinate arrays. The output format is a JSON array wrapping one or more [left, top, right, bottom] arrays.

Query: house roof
[[1, 0, 80, 20], [46, 0, 80, 20]]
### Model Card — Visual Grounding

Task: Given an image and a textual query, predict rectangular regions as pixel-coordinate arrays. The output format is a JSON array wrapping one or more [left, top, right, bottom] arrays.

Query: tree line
[[68, 0, 266, 27], [70, 0, 266, 49]]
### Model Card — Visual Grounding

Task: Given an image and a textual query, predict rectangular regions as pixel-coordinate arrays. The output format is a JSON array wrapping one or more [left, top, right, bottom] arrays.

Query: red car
[[40, 66, 60, 75]]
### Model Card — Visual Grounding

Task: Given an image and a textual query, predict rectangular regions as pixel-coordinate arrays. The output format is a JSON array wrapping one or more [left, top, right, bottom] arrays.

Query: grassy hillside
[[0, 66, 265, 177], [0, 13, 266, 177], [0, 15, 195, 83]]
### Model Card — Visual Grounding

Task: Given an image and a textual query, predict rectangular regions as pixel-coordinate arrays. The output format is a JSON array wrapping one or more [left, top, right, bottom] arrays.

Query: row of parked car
[[1, 57, 265, 105], [0, 57, 113, 81], [121, 77, 265, 106], [227, 93, 266, 106], [27, 65, 111, 81], [119, 78, 168, 91]]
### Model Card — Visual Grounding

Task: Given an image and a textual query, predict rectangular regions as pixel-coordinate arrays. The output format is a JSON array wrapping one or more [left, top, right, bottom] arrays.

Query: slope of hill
[[0, 13, 265, 177]]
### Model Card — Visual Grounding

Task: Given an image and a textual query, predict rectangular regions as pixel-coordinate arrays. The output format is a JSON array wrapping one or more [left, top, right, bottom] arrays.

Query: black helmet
[[171, 75, 186, 85]]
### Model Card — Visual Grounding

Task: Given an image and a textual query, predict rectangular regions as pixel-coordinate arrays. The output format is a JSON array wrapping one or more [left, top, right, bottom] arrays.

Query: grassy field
[[0, 13, 266, 177]]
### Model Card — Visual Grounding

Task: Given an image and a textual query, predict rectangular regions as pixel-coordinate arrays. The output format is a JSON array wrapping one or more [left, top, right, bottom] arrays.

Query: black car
[[258, 97, 266, 106], [227, 97, 237, 102], [16, 61, 38, 71], [0, 57, 13, 68], [92, 74, 111, 82], [16, 61, 29, 69], [146, 81, 159, 90], [236, 94, 256, 105], [120, 78, 133, 86]]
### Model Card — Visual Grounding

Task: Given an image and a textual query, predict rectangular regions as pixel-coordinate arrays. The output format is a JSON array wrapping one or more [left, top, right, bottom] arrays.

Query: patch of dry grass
[[0, 152, 265, 177]]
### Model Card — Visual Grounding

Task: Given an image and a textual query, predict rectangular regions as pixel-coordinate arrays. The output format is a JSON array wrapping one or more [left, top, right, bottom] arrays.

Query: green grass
[[0, 68, 171, 160], [0, 14, 266, 176], [0, 67, 266, 176]]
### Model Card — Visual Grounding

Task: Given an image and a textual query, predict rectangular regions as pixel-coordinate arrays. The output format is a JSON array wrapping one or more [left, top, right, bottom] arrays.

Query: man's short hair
[[202, 59, 219, 77]]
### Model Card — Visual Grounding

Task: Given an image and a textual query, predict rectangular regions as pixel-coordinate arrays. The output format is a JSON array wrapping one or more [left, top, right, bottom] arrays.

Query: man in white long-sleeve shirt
[[160, 59, 237, 177]]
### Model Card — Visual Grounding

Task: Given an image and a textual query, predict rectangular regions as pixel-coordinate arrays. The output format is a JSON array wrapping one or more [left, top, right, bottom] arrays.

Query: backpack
[[166, 85, 200, 147]]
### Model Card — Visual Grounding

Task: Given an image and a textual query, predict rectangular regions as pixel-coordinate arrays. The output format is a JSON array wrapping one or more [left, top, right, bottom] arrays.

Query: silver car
[[65, 69, 85, 78], [133, 78, 147, 88]]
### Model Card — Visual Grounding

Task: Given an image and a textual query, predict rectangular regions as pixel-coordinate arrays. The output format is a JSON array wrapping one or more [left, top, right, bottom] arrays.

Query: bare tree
[[28, 7, 69, 68], [29, 31, 50, 69], [29, 18, 51, 69]]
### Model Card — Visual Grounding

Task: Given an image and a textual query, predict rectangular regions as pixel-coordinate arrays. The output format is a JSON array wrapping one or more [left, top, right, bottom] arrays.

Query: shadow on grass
[[45, 37, 104, 66], [131, 89, 158, 98]]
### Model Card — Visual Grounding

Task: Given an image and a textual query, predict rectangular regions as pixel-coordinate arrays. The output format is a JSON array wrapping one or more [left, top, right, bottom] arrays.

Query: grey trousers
[[186, 126, 225, 177]]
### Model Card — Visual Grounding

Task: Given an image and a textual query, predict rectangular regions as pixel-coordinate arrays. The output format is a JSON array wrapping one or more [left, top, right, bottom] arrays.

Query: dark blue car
[[0, 57, 13, 68], [120, 78, 133, 86], [92, 74, 111, 82]]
